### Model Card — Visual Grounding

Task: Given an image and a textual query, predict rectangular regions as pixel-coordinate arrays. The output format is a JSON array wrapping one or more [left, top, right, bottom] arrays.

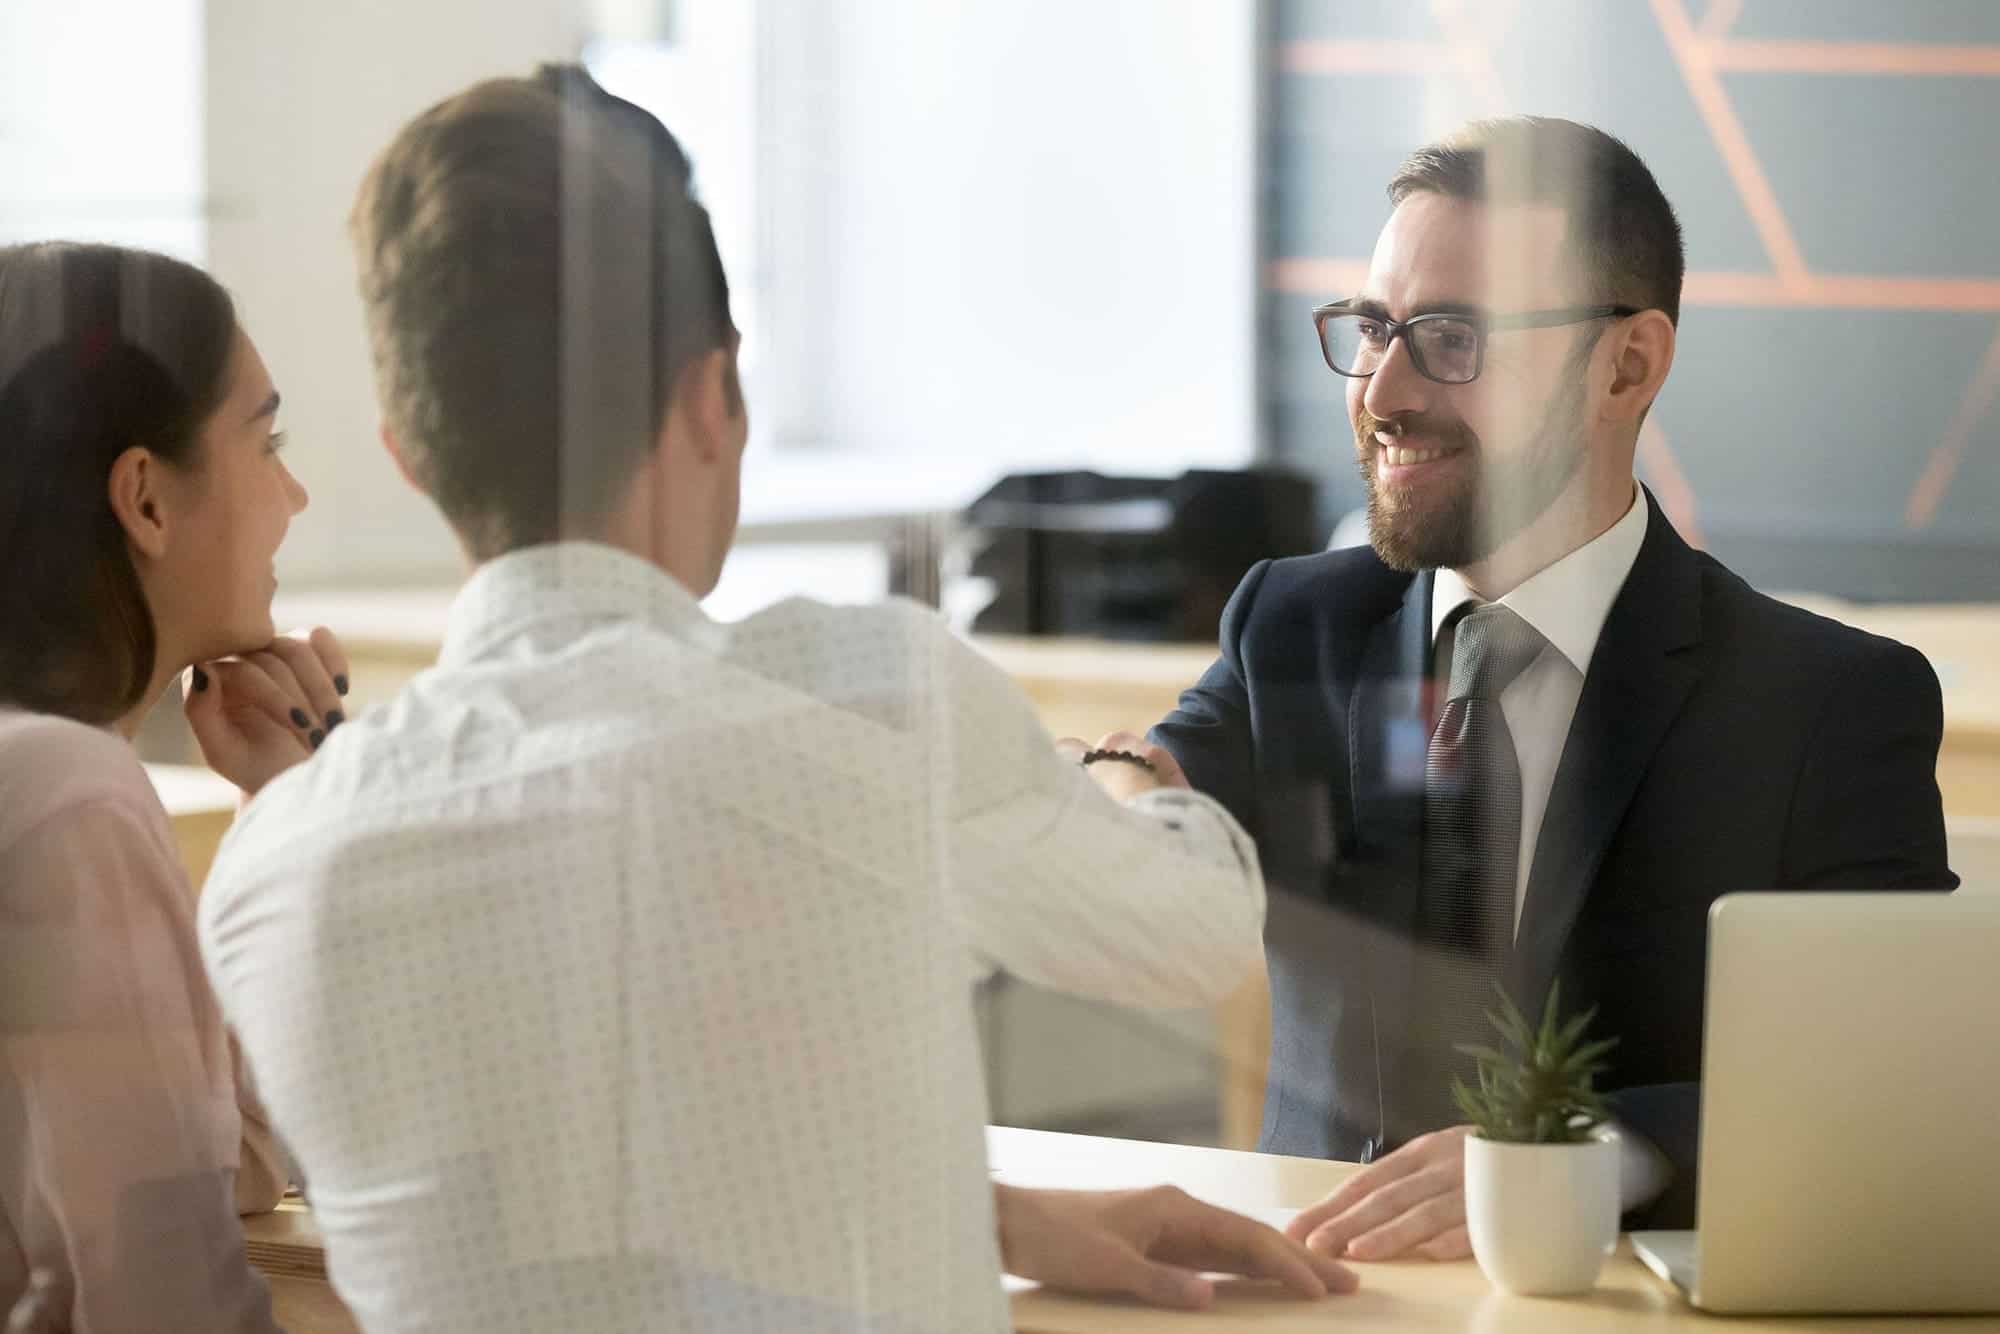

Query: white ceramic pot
[[1463, 1133, 1619, 1296]]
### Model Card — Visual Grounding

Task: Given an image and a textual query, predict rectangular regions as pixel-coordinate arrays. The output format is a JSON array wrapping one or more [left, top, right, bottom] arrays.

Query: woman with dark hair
[[0, 241, 348, 1332]]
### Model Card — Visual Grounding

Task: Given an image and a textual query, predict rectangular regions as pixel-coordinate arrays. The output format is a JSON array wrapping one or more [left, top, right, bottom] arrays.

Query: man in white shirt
[[1152, 116, 1955, 1253], [197, 66, 1354, 1333]]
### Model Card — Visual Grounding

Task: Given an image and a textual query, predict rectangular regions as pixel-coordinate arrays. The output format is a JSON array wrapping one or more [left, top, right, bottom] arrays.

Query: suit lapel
[[1511, 494, 1705, 1012], [1345, 570, 1435, 1048]]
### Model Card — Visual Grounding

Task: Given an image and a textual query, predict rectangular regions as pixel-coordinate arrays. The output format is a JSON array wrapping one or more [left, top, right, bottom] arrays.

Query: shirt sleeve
[[1608, 1120, 1673, 1213], [1147, 559, 1269, 844], [229, 1033, 288, 1215], [0, 799, 280, 1334], [936, 620, 1266, 1009]]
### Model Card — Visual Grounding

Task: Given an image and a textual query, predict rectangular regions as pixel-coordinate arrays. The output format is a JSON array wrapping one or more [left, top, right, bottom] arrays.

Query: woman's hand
[[183, 626, 351, 798]]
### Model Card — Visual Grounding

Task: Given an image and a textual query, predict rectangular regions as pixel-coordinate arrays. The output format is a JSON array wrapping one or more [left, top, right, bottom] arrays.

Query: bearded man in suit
[[1149, 116, 1956, 1252]]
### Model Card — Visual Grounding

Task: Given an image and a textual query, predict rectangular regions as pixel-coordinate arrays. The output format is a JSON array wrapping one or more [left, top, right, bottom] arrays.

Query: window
[[0, 0, 205, 260], [597, 0, 1260, 527]]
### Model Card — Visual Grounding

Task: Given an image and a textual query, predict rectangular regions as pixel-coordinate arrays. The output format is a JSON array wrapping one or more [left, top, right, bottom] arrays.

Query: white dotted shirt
[[198, 541, 1263, 1334]]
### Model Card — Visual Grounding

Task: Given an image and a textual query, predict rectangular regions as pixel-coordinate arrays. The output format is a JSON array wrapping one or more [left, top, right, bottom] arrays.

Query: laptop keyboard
[[1632, 1231, 1698, 1293]]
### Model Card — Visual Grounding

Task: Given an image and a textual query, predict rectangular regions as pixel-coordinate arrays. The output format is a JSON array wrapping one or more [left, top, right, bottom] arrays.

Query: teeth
[[1383, 445, 1450, 466]]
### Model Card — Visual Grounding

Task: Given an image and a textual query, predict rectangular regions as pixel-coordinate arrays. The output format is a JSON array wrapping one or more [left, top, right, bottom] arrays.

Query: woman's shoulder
[[0, 708, 156, 841]]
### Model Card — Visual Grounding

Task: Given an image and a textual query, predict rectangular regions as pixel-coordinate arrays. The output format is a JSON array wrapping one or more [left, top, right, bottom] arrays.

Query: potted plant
[[1452, 981, 1621, 1296]]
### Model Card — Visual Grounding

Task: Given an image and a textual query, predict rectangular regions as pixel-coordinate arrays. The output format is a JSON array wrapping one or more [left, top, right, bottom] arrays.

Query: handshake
[[1054, 731, 1192, 802]]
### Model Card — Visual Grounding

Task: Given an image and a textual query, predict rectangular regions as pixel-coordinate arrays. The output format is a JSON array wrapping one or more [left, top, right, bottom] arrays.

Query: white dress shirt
[[198, 541, 1264, 1334], [1429, 485, 1648, 932], [1429, 487, 1669, 1206]]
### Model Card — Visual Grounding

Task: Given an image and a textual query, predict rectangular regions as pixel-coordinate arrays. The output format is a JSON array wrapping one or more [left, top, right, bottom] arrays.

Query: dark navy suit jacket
[[1151, 491, 1956, 1226]]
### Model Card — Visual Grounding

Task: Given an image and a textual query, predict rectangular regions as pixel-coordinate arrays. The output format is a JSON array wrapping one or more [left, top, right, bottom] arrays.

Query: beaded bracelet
[[1080, 748, 1156, 773]]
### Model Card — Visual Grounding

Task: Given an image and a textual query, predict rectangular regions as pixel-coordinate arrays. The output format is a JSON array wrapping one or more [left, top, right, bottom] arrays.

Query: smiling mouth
[[1375, 436, 1467, 467]]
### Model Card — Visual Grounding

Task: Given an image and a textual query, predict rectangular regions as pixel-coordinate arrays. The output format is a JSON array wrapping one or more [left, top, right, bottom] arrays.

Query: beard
[[1357, 366, 1591, 573]]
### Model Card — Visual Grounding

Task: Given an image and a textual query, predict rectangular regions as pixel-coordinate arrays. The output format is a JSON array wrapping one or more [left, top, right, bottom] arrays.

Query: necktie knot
[[1446, 603, 1546, 702]]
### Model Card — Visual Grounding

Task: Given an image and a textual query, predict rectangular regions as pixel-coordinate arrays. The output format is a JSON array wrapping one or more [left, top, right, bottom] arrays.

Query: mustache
[[1354, 409, 1476, 445]]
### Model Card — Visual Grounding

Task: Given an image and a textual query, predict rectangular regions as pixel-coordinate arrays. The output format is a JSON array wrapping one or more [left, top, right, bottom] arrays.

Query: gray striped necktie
[[1401, 602, 1548, 1137]]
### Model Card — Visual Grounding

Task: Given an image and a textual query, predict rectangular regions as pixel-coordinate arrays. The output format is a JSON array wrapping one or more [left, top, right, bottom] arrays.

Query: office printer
[[962, 468, 1319, 642]]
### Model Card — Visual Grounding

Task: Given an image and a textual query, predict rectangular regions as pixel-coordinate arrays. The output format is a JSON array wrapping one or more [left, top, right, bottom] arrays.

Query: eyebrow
[[245, 390, 281, 425], [1343, 296, 1487, 320]]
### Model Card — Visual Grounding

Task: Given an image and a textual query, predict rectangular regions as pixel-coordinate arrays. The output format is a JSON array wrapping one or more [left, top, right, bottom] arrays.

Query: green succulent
[[1450, 980, 1619, 1144]]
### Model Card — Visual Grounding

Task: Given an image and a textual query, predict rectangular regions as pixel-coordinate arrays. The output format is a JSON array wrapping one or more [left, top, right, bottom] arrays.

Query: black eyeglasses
[[1311, 301, 1641, 386]]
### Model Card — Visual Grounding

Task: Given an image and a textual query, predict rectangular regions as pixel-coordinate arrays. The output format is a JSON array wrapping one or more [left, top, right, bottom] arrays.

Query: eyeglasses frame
[[1310, 300, 1644, 385]]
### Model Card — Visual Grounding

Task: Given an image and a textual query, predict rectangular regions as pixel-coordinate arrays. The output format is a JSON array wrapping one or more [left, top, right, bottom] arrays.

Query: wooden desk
[[243, 1198, 355, 1333], [263, 1275, 360, 1334], [145, 762, 239, 892], [990, 1127, 2000, 1332], [972, 636, 1217, 747], [245, 1129, 1999, 1332]]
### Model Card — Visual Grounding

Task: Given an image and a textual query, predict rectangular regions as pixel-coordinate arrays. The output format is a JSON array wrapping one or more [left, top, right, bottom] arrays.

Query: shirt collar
[[1429, 484, 1648, 675], [440, 541, 709, 668]]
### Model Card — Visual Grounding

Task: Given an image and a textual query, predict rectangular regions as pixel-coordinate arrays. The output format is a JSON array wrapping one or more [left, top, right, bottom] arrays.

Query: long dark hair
[[0, 242, 238, 724]]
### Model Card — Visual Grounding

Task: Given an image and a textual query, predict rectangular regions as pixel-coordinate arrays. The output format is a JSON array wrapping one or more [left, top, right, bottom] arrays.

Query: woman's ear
[[107, 445, 171, 561]]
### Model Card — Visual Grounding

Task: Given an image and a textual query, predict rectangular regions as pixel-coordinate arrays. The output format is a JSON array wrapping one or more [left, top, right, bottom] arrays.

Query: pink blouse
[[0, 709, 283, 1332]]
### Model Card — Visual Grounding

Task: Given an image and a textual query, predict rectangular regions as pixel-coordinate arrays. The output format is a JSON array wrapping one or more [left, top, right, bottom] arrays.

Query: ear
[[107, 446, 171, 561], [379, 422, 423, 492], [1602, 309, 1676, 426], [677, 341, 747, 466]]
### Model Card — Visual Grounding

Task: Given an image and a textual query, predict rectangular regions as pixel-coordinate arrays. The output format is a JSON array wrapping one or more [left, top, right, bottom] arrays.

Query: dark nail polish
[[290, 707, 311, 729], [192, 666, 209, 692], [325, 710, 344, 730], [308, 729, 325, 749], [333, 674, 349, 697]]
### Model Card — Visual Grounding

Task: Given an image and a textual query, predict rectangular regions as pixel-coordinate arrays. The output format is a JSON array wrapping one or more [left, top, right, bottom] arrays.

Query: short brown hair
[[351, 64, 735, 560], [0, 242, 237, 723], [1388, 117, 1685, 326]]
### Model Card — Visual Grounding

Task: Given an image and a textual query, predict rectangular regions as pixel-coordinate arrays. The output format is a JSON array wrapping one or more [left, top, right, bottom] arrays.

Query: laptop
[[1631, 892, 2000, 1314]]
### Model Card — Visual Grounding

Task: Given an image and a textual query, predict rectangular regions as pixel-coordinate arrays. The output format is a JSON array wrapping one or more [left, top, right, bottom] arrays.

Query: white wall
[[0, 0, 205, 258], [204, 0, 586, 586], [758, 0, 1258, 485], [198, 0, 1256, 585], [587, 0, 760, 378]]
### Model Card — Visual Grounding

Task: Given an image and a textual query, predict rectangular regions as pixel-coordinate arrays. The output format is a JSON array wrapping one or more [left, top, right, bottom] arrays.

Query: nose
[[1357, 332, 1428, 424], [283, 461, 309, 515]]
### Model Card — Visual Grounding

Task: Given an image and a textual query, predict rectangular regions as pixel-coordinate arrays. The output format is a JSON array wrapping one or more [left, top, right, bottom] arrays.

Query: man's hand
[[184, 626, 352, 798], [1052, 730, 1192, 802], [1285, 1127, 1473, 1261], [995, 1182, 1358, 1311]]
